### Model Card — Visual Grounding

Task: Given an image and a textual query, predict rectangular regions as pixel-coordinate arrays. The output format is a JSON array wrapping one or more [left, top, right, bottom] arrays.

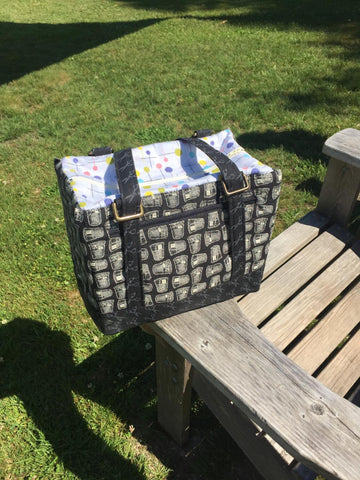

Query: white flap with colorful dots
[[59, 129, 273, 210]]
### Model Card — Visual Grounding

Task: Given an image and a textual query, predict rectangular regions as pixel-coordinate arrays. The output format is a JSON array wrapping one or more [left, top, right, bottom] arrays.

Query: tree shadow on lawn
[[188, 1, 359, 115], [237, 129, 326, 197], [0, 318, 147, 479], [237, 128, 326, 163], [119, 0, 359, 30], [0, 19, 164, 86], [116, 0, 359, 116], [0, 318, 263, 480]]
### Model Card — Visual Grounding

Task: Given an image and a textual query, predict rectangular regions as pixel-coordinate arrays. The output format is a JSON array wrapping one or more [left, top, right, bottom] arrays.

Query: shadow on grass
[[237, 129, 326, 163], [116, 0, 222, 12], [237, 129, 326, 198], [0, 318, 148, 479], [119, 0, 359, 114], [0, 19, 164, 86], [0, 318, 263, 480], [118, 0, 359, 30]]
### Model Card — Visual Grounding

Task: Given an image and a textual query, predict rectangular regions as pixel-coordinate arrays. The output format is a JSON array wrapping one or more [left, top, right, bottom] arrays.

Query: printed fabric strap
[[113, 149, 143, 312], [180, 136, 249, 282], [113, 138, 251, 311], [179, 136, 248, 193]]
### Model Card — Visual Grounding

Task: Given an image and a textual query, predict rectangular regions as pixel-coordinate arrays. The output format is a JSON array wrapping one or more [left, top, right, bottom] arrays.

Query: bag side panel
[[244, 170, 282, 278], [56, 165, 130, 331]]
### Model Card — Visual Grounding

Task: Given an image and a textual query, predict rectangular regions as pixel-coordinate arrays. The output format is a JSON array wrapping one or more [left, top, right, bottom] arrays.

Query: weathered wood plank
[[261, 241, 360, 351], [235, 211, 329, 303], [317, 328, 360, 397], [288, 280, 360, 377], [192, 370, 297, 480], [262, 211, 329, 279], [322, 128, 360, 167], [238, 224, 353, 326], [155, 335, 193, 445], [151, 301, 360, 480]]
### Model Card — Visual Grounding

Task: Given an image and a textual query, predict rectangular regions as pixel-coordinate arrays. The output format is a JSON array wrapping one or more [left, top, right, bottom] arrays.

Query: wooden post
[[317, 158, 360, 226], [155, 335, 193, 445], [317, 129, 360, 226]]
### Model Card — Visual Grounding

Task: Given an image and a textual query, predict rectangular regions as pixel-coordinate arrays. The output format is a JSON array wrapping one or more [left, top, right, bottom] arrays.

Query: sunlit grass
[[0, 0, 359, 478]]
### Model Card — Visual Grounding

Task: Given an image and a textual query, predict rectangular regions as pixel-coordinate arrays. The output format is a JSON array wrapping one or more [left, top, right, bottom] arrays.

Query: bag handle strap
[[112, 134, 251, 311], [180, 136, 250, 282], [113, 133, 249, 219], [179, 136, 249, 195], [112, 148, 143, 313], [113, 148, 142, 218], [88, 146, 113, 156]]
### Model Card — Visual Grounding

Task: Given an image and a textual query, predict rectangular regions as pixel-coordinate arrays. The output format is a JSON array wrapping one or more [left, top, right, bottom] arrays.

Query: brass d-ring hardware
[[112, 202, 144, 222], [222, 175, 250, 196]]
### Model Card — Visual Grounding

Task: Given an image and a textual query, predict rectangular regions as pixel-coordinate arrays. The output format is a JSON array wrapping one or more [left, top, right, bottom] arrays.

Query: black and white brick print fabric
[[139, 185, 232, 308], [56, 159, 281, 335]]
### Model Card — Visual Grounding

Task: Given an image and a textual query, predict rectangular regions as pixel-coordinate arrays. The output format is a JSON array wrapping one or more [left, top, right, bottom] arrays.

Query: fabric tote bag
[[55, 129, 281, 334]]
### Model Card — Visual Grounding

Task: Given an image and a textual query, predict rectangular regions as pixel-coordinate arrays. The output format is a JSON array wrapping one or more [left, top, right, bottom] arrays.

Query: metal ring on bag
[[112, 202, 144, 222], [222, 175, 250, 196]]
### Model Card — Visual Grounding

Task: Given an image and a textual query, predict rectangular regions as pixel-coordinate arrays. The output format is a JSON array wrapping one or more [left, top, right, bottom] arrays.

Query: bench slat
[[238, 224, 353, 326], [317, 329, 360, 397], [151, 302, 360, 480], [287, 281, 360, 380], [235, 211, 329, 303], [260, 241, 360, 351], [262, 211, 329, 279]]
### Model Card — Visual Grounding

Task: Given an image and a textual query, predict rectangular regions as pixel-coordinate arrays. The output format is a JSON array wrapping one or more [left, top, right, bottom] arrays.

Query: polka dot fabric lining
[[60, 129, 273, 210]]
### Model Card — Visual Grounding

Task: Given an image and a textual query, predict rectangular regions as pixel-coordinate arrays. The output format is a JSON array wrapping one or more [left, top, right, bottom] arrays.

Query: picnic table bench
[[144, 128, 360, 480]]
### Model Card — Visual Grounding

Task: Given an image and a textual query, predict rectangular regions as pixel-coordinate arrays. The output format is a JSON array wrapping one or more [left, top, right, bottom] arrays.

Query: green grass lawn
[[0, 0, 359, 478]]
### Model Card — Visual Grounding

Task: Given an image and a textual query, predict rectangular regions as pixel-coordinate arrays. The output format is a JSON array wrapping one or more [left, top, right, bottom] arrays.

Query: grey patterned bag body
[[55, 130, 281, 334]]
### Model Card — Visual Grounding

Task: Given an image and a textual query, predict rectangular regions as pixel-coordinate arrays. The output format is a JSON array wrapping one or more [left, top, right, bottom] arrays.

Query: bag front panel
[[140, 205, 232, 308], [56, 162, 281, 333]]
